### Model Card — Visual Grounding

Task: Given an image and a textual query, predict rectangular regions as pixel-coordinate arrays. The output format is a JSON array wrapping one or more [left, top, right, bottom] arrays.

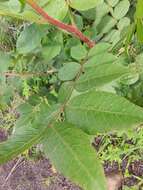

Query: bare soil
[[0, 158, 82, 190]]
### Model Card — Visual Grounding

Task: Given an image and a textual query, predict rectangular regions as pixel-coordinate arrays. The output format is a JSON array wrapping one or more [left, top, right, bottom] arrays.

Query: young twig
[[26, 0, 95, 48], [3, 70, 57, 78]]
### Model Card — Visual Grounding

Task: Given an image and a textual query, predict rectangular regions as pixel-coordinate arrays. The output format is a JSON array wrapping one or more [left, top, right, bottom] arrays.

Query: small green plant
[[0, 1, 143, 190]]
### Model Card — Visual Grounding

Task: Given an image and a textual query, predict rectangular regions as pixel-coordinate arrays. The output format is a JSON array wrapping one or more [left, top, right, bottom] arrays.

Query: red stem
[[26, 0, 95, 48]]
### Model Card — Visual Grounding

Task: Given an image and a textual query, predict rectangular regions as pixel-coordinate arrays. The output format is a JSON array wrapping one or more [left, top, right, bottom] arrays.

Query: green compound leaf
[[65, 90, 143, 134], [43, 122, 107, 190], [0, 103, 61, 164]]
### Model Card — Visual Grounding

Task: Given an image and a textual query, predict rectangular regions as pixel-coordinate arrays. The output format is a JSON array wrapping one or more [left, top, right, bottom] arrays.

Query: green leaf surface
[[102, 29, 120, 45], [135, 0, 143, 18], [58, 62, 81, 81], [18, 0, 26, 12], [88, 42, 111, 57], [65, 90, 143, 134], [70, 45, 87, 61], [117, 17, 130, 31], [69, 0, 99, 11], [136, 19, 143, 43], [0, 104, 61, 164], [86, 52, 117, 67], [0, 51, 11, 73], [113, 0, 130, 20], [42, 43, 61, 61], [16, 24, 43, 54], [125, 24, 136, 49], [58, 81, 74, 103], [43, 0, 68, 21], [97, 15, 117, 34], [94, 2, 110, 26], [106, 0, 119, 7], [74, 14, 83, 30], [43, 122, 107, 190], [76, 62, 129, 92]]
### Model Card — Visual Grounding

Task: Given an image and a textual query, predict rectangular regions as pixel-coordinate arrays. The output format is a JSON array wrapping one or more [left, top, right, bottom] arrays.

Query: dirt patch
[[93, 135, 143, 189], [0, 158, 81, 190]]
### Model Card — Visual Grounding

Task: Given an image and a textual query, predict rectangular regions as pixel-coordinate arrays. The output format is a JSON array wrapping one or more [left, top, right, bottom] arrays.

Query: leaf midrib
[[67, 106, 143, 119], [51, 126, 96, 185]]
